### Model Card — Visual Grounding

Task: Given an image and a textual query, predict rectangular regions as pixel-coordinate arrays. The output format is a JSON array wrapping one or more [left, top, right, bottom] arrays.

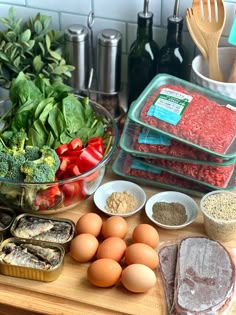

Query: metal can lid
[[97, 29, 122, 47], [64, 24, 89, 42]]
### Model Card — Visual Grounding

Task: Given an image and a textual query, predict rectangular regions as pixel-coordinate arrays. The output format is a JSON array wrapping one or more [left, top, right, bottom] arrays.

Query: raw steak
[[173, 237, 235, 314], [159, 244, 178, 314]]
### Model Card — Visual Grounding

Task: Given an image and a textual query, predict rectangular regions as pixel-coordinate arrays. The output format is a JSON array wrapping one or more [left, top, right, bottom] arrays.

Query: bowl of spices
[[200, 190, 236, 242], [93, 180, 146, 217], [145, 191, 199, 229]]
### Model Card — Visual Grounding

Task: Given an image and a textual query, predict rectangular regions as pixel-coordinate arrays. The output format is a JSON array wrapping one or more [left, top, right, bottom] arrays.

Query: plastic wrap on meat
[[140, 85, 236, 155], [159, 244, 178, 314], [173, 237, 235, 314]]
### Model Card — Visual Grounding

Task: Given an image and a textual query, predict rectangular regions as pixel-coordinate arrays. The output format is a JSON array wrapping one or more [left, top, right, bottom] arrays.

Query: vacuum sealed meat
[[158, 237, 235, 315]]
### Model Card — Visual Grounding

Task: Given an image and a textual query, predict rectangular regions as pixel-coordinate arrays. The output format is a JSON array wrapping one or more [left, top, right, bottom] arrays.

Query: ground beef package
[[120, 117, 225, 163], [129, 75, 236, 159], [112, 150, 210, 197]]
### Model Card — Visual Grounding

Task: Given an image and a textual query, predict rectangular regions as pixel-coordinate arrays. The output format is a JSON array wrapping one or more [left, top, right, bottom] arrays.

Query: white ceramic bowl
[[93, 180, 146, 217], [145, 191, 199, 229], [191, 46, 236, 99]]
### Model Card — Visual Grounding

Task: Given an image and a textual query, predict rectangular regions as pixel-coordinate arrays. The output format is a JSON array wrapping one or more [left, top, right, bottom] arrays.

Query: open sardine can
[[0, 237, 65, 281], [10, 213, 75, 252]]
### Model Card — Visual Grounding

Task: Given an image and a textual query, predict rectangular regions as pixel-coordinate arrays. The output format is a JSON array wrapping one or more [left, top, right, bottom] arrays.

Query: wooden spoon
[[186, 8, 208, 59], [192, 0, 226, 82]]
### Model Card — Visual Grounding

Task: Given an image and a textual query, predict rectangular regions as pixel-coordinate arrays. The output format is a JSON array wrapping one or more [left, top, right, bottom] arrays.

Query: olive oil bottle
[[158, 0, 188, 80], [127, 0, 159, 109]]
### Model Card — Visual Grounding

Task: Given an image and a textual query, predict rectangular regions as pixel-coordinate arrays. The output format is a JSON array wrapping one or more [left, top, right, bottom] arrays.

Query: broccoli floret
[[21, 145, 60, 183], [0, 161, 9, 177], [25, 145, 41, 161], [0, 129, 27, 156]]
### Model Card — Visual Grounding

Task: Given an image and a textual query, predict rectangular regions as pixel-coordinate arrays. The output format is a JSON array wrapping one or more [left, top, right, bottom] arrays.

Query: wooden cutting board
[[0, 168, 235, 315]]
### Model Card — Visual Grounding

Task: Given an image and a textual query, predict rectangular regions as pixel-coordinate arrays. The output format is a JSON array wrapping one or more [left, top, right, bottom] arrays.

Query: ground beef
[[140, 84, 236, 155], [145, 158, 235, 188], [122, 152, 208, 193], [132, 125, 223, 162]]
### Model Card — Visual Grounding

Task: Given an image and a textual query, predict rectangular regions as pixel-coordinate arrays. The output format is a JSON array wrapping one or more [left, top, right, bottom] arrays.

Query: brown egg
[[76, 212, 103, 237], [96, 237, 127, 262], [121, 264, 156, 293], [87, 258, 122, 287], [102, 216, 128, 239], [70, 233, 99, 263], [125, 243, 159, 269], [132, 224, 159, 248]]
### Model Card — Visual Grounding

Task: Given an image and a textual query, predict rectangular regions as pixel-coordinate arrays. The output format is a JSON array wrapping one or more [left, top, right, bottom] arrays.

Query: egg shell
[[76, 212, 103, 237], [121, 264, 156, 293], [70, 233, 99, 263], [96, 237, 127, 262], [125, 243, 159, 269], [87, 258, 122, 287], [132, 224, 159, 248], [102, 216, 128, 239]]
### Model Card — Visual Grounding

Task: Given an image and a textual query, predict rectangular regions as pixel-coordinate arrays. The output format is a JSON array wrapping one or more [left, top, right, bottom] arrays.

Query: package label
[[147, 88, 192, 125], [138, 128, 171, 145]]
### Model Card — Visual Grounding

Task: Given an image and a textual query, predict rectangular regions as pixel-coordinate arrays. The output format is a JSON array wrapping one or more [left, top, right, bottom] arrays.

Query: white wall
[[0, 0, 236, 83]]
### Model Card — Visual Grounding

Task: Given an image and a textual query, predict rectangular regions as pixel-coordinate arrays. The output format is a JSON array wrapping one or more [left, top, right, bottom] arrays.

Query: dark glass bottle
[[158, 16, 188, 80], [127, 3, 159, 109]]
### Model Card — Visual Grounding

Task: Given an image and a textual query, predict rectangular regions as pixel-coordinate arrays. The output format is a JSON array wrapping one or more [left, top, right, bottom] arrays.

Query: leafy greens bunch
[[3, 72, 105, 149], [0, 7, 74, 88]]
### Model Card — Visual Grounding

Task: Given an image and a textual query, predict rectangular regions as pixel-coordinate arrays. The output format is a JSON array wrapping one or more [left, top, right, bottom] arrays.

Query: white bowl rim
[[145, 191, 199, 229], [200, 190, 236, 223], [192, 47, 236, 86], [93, 180, 146, 217]]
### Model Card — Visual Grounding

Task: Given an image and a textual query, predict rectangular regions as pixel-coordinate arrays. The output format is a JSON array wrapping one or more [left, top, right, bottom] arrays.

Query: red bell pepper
[[77, 145, 103, 173], [56, 144, 68, 155], [87, 137, 104, 154], [34, 186, 61, 210], [68, 138, 83, 151]]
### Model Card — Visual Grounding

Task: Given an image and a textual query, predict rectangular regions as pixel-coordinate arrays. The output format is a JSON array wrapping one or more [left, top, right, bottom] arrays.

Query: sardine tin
[[0, 237, 65, 282], [10, 213, 75, 252]]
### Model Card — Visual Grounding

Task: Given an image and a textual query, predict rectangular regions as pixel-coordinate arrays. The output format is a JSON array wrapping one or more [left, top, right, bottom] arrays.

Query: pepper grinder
[[96, 29, 122, 118], [64, 24, 89, 92]]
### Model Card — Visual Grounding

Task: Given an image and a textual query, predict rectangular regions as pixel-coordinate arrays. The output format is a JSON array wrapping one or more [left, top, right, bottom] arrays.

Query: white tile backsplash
[[94, 0, 161, 25], [26, 0, 91, 15], [1, 0, 236, 83], [0, 4, 59, 29]]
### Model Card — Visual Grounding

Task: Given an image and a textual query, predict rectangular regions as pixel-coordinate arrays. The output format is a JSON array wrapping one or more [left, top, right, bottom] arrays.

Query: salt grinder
[[64, 24, 89, 92]]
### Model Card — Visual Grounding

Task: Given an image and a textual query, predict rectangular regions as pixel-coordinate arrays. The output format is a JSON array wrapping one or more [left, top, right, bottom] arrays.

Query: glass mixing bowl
[[0, 97, 119, 213]]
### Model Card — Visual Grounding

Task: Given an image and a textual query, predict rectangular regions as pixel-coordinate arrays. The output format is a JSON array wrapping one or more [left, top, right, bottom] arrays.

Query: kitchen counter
[[0, 166, 235, 315]]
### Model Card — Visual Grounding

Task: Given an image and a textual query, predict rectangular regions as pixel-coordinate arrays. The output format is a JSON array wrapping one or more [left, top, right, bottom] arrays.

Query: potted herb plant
[[0, 7, 74, 92]]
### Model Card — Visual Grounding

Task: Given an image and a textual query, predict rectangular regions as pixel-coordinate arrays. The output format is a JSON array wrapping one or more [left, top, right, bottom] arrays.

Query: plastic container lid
[[112, 150, 211, 197], [120, 117, 235, 165], [128, 74, 236, 159]]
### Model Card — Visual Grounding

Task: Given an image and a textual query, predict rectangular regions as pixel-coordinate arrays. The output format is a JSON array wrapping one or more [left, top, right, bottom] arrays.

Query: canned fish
[[0, 207, 16, 238], [10, 213, 75, 252], [0, 237, 65, 282]]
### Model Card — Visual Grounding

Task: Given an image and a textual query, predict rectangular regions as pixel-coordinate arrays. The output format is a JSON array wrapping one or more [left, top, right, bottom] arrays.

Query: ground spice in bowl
[[152, 202, 187, 226], [105, 191, 138, 214]]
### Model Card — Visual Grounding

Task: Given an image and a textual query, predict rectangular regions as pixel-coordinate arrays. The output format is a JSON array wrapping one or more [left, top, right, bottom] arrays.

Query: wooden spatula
[[192, 0, 226, 82]]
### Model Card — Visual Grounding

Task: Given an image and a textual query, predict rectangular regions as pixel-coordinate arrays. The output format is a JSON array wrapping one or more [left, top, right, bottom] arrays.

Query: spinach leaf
[[62, 95, 85, 133], [47, 106, 65, 138]]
